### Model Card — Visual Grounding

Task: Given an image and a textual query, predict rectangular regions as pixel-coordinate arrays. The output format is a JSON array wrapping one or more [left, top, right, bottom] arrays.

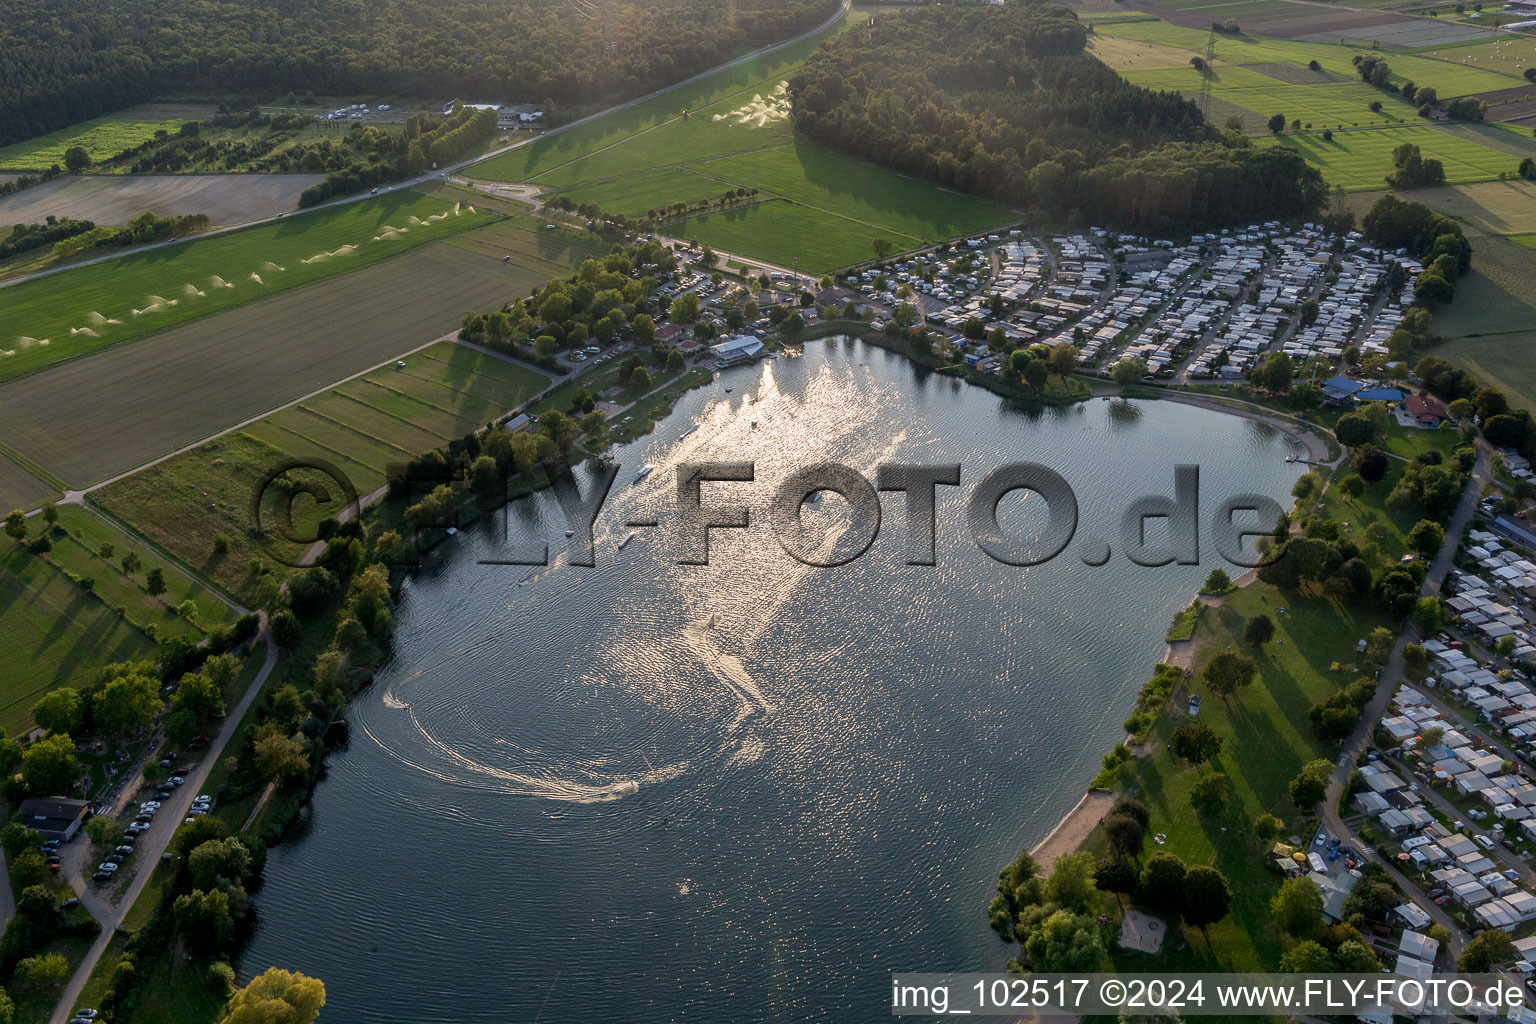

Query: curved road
[[48, 633, 278, 1024], [1316, 439, 1492, 956]]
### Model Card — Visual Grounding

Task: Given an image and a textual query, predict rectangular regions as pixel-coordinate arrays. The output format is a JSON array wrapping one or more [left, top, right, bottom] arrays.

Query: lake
[[243, 337, 1305, 1022]]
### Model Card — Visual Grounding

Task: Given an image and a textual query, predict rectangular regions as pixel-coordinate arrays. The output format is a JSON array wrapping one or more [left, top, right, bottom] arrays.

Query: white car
[[1475, 834, 1496, 851], [96, 862, 118, 874]]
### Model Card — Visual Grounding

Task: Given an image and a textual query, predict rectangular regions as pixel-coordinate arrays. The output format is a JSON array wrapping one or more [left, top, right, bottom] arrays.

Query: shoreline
[[1018, 388, 1331, 872]]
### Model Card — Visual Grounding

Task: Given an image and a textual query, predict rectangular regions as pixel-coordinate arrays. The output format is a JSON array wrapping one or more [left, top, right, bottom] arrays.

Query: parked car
[[91, 872, 111, 883], [115, 845, 134, 856], [97, 862, 118, 874], [1475, 834, 1496, 851]]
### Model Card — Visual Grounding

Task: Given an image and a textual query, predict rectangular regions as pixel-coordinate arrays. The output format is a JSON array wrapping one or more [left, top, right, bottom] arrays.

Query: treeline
[[0, 215, 94, 260], [298, 105, 498, 206], [788, 3, 1327, 233], [52, 211, 212, 258], [1359, 193, 1470, 305], [0, 0, 839, 146], [0, 166, 61, 199]]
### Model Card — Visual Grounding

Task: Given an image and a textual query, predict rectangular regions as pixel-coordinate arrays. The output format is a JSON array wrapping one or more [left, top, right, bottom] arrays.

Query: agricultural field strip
[[1094, 16, 1522, 94], [1270, 123, 1536, 189], [0, 191, 497, 382], [0, 116, 186, 170], [0, 244, 522, 497]]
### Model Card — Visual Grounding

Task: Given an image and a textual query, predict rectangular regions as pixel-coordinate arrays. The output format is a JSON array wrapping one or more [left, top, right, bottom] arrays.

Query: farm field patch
[[0, 452, 56, 513], [1381, 179, 1536, 234], [0, 540, 152, 735], [0, 190, 495, 381], [667, 200, 912, 274], [95, 343, 548, 597], [0, 173, 325, 227], [0, 243, 523, 492], [1416, 35, 1536, 79], [1429, 232, 1536, 412], [1268, 123, 1526, 189], [0, 116, 186, 171], [1094, 17, 1520, 94], [548, 167, 736, 217], [1294, 18, 1494, 49], [472, 20, 847, 185], [696, 143, 1018, 244], [1085, 33, 1205, 70], [1124, 65, 1419, 128]]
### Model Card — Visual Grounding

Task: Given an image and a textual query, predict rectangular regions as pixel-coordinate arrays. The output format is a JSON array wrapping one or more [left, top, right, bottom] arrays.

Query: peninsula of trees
[[789, 2, 1327, 233]]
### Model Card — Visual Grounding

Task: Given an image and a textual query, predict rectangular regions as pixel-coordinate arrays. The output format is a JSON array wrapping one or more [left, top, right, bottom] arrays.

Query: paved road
[[1316, 440, 1491, 952], [49, 632, 279, 1024], [0, 0, 851, 294]]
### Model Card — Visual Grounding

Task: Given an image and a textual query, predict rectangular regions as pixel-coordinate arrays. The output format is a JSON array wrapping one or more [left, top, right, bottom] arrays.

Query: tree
[[1170, 722, 1222, 769], [174, 887, 236, 951], [1181, 865, 1232, 935], [871, 238, 894, 260], [1044, 851, 1099, 913], [173, 671, 226, 725], [1271, 876, 1325, 938], [188, 837, 252, 890], [1288, 758, 1333, 808], [255, 733, 309, 786], [1338, 474, 1365, 501], [1024, 910, 1104, 972], [1459, 928, 1516, 971], [63, 146, 91, 173], [1202, 568, 1231, 594], [220, 968, 326, 1024], [1335, 414, 1374, 448], [667, 349, 685, 373], [1203, 650, 1255, 699], [1253, 351, 1293, 393], [1112, 357, 1146, 388], [95, 668, 162, 737], [1243, 614, 1275, 646], [1252, 812, 1283, 844], [1138, 852, 1187, 911], [1332, 939, 1380, 972], [1269, 113, 1287, 134], [13, 953, 68, 989], [31, 687, 81, 735], [1190, 772, 1229, 814], [1280, 940, 1332, 972], [1365, 626, 1394, 664], [84, 815, 122, 849], [1410, 596, 1441, 636], [1023, 359, 1049, 390], [1047, 342, 1078, 377], [21, 733, 79, 795], [145, 567, 166, 596], [1104, 813, 1146, 859], [1095, 857, 1138, 907], [1354, 447, 1388, 482], [1406, 519, 1444, 558]]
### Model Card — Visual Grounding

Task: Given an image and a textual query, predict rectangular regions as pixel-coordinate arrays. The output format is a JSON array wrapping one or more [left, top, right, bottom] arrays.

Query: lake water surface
[[244, 338, 1305, 1022]]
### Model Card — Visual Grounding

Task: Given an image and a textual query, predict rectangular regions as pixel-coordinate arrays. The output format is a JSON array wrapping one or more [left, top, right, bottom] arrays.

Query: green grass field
[[470, 13, 1013, 272], [0, 116, 186, 171], [1094, 17, 1522, 95], [96, 342, 548, 596], [0, 536, 150, 735], [1412, 34, 1536, 78], [0, 191, 496, 382], [0, 501, 237, 734], [1087, 582, 1389, 971], [1269, 124, 1531, 189], [1125, 65, 1419, 129]]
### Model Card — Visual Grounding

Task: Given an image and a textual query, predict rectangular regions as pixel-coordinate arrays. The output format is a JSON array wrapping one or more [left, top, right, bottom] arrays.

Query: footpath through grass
[[0, 191, 496, 382]]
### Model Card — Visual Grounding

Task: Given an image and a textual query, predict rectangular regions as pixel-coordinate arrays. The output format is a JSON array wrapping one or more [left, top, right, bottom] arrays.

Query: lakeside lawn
[[0, 191, 496, 382], [1084, 582, 1391, 970]]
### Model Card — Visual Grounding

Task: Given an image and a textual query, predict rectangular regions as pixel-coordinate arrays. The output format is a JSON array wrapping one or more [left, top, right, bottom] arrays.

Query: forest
[[789, 2, 1327, 233], [0, 0, 839, 146]]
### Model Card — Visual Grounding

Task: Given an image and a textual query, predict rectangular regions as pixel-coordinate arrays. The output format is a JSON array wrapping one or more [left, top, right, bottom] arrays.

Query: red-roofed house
[[1406, 394, 1450, 427]]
